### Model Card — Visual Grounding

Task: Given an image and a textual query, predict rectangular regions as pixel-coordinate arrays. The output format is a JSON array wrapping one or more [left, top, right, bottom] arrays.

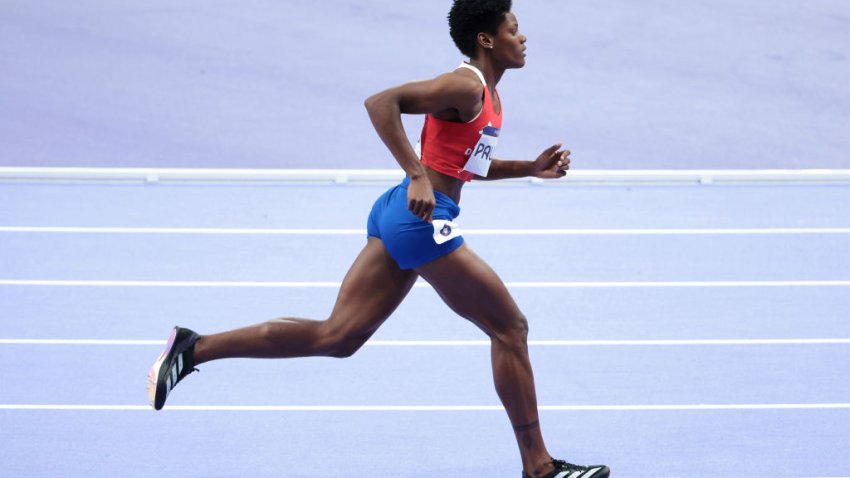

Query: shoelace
[[552, 459, 591, 473]]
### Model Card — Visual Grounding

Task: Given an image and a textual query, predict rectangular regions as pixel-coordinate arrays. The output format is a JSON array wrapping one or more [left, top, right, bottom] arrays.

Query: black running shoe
[[147, 326, 201, 410], [522, 458, 610, 478]]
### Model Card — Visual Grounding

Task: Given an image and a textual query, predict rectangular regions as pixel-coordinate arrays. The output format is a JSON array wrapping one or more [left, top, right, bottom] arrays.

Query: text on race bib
[[462, 125, 500, 177]]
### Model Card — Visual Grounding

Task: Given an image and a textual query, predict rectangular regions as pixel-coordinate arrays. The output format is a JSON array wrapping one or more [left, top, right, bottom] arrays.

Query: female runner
[[149, 1, 610, 476]]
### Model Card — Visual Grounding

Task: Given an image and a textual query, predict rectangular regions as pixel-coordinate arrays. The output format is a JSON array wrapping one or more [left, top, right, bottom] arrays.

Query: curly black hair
[[448, 0, 512, 58]]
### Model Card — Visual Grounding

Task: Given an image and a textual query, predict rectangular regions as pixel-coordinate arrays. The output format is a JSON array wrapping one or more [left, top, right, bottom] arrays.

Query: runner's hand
[[407, 176, 435, 223], [530, 144, 570, 179]]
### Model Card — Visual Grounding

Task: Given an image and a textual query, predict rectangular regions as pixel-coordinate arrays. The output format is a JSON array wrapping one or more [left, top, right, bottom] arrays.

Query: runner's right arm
[[364, 73, 482, 221]]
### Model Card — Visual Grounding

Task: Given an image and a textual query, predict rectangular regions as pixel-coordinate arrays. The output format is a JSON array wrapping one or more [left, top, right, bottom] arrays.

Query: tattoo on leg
[[512, 420, 540, 432], [514, 420, 540, 450]]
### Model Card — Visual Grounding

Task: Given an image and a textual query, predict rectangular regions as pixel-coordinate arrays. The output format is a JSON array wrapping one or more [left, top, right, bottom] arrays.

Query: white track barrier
[[1, 167, 850, 184]]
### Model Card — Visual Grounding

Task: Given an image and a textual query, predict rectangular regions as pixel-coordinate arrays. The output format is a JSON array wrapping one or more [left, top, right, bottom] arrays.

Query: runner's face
[[493, 12, 527, 68]]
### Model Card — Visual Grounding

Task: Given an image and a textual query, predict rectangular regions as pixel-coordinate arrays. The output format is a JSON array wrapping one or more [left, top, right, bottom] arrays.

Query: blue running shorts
[[367, 176, 465, 270]]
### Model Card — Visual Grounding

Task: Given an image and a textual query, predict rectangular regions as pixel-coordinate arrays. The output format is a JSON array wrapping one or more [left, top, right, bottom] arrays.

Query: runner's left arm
[[475, 144, 571, 181]]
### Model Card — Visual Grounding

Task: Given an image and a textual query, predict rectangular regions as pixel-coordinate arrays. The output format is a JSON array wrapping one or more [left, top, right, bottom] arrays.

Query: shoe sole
[[530, 464, 610, 478], [147, 327, 179, 410]]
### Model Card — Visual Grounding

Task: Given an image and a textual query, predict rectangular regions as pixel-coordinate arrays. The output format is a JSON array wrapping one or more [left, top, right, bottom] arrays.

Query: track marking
[[0, 227, 365, 235], [1, 280, 849, 288], [1, 338, 849, 346], [2, 403, 849, 411], [2, 226, 849, 235]]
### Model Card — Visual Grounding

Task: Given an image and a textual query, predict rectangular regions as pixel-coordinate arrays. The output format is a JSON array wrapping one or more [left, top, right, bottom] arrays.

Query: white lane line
[[470, 228, 850, 235], [368, 339, 850, 346], [2, 338, 849, 346], [1, 226, 849, 235], [2, 403, 849, 412], [1, 280, 849, 288], [0, 339, 166, 345], [0, 227, 365, 235]]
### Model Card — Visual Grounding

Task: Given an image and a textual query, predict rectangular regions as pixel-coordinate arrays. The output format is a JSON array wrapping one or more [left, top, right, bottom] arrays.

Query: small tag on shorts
[[432, 219, 462, 244]]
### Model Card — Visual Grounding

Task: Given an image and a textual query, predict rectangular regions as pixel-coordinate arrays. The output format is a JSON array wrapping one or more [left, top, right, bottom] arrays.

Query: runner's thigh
[[325, 237, 419, 339], [415, 243, 524, 337]]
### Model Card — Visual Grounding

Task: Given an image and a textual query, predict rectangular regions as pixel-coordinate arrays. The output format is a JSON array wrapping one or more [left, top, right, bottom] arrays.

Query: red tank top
[[418, 63, 503, 182]]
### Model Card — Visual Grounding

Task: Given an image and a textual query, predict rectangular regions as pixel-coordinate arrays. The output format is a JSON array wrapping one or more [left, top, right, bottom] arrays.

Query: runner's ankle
[[527, 458, 555, 478]]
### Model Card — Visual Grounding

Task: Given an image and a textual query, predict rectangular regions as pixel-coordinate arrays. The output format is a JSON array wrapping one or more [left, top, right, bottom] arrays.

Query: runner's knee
[[491, 313, 529, 350]]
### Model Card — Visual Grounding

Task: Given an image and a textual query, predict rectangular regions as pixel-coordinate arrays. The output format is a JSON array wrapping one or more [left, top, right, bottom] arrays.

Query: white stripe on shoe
[[170, 363, 179, 390], [584, 468, 603, 478], [553, 468, 603, 478]]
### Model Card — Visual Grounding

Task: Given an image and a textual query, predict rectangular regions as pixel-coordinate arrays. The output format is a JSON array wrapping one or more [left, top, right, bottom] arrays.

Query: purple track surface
[[1, 178, 849, 477]]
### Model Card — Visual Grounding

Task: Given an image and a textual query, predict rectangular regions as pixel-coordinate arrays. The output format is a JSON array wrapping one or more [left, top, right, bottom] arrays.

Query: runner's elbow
[[364, 91, 388, 115]]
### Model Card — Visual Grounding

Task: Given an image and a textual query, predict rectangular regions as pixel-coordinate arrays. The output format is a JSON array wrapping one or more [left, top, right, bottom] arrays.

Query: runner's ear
[[477, 32, 494, 52]]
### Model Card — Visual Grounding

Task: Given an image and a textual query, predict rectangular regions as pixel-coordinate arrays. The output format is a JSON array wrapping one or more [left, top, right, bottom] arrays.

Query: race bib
[[462, 125, 500, 177], [432, 219, 462, 245]]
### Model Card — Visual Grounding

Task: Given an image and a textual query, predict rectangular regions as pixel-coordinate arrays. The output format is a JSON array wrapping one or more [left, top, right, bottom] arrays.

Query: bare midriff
[[424, 166, 465, 205]]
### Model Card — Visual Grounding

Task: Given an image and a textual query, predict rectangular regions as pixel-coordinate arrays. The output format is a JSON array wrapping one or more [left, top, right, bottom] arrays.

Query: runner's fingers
[[409, 199, 435, 221], [543, 144, 561, 159], [553, 151, 570, 177], [560, 152, 571, 170]]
